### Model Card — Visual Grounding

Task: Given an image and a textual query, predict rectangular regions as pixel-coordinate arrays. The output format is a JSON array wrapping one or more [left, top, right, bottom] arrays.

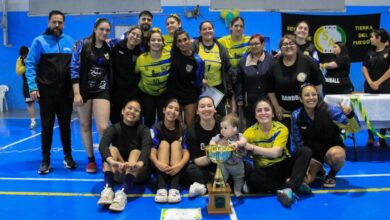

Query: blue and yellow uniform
[[163, 34, 173, 52], [198, 43, 223, 87], [218, 35, 250, 68], [135, 50, 171, 96], [243, 121, 290, 168]]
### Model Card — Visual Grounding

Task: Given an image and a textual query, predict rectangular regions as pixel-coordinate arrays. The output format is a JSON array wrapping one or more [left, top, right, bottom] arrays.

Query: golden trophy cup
[[205, 144, 235, 214]]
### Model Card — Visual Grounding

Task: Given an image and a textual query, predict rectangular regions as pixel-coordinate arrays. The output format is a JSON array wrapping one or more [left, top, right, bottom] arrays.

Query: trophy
[[205, 144, 235, 214]]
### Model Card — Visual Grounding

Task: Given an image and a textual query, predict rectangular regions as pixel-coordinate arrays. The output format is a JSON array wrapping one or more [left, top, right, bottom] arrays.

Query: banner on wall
[[281, 13, 380, 62]]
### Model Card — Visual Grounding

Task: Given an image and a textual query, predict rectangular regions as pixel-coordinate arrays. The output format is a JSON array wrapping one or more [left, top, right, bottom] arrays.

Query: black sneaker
[[323, 175, 336, 188], [38, 161, 51, 174], [63, 156, 77, 169]]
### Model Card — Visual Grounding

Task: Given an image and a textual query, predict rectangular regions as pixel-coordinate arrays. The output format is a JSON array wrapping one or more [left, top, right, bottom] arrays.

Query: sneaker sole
[[97, 200, 113, 205], [86, 169, 97, 173], [38, 166, 51, 174], [63, 160, 77, 169], [277, 191, 292, 207], [108, 205, 125, 212], [323, 183, 336, 188]]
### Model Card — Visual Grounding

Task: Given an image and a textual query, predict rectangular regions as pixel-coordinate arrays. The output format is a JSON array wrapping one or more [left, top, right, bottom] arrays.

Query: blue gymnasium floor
[[0, 113, 390, 220]]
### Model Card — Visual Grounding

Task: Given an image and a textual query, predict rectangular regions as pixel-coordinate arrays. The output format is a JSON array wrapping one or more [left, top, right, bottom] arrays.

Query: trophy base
[[207, 183, 232, 214]]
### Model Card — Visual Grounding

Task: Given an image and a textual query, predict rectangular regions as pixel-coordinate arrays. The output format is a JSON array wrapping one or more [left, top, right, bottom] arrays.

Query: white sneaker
[[109, 189, 127, 212], [189, 182, 206, 197], [168, 189, 181, 203], [154, 189, 168, 203], [97, 184, 114, 205], [29, 120, 37, 130]]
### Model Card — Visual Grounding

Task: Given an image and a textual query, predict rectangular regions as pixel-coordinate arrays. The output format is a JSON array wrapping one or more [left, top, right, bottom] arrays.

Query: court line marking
[[2, 173, 390, 182], [0, 118, 78, 151], [2, 187, 390, 198]]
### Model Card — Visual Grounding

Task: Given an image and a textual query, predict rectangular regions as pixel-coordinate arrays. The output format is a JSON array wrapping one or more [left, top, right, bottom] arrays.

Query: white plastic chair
[[0, 85, 9, 112]]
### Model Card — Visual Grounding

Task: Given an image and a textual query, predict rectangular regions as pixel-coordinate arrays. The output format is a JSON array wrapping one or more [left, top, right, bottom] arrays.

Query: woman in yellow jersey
[[163, 14, 182, 52], [244, 99, 312, 207], [135, 28, 171, 127], [218, 17, 250, 113], [194, 21, 232, 116]]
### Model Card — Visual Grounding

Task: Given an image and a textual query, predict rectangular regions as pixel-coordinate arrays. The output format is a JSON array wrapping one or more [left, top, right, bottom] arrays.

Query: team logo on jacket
[[385, 53, 388, 59], [186, 64, 193, 72], [297, 72, 307, 82], [104, 53, 110, 60]]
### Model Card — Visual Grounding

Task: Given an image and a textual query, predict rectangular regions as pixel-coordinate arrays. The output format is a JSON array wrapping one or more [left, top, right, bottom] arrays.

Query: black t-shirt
[[168, 51, 202, 101], [183, 119, 220, 161], [99, 121, 151, 164], [323, 55, 353, 95], [266, 53, 324, 112], [151, 121, 183, 147], [87, 46, 110, 93], [363, 46, 390, 86], [298, 42, 317, 59], [111, 40, 142, 90]]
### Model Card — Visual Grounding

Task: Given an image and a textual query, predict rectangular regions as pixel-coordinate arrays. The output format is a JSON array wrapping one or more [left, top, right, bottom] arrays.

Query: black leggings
[[182, 163, 215, 186], [247, 147, 312, 193], [156, 169, 181, 189], [140, 92, 167, 127]]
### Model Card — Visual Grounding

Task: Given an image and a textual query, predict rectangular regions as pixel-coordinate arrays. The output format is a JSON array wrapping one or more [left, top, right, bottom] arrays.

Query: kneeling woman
[[150, 99, 189, 203], [291, 84, 360, 188], [97, 100, 152, 212], [244, 99, 312, 207]]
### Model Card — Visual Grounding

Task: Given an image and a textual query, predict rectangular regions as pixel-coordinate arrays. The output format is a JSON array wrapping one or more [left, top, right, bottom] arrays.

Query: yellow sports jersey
[[243, 121, 290, 168], [135, 50, 171, 96], [16, 57, 26, 75], [163, 34, 173, 52], [198, 43, 222, 87], [218, 35, 250, 68]]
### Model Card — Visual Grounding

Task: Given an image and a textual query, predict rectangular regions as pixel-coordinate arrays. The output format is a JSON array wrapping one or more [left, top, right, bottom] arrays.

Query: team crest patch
[[104, 53, 110, 60], [297, 72, 307, 82], [186, 64, 193, 72], [303, 51, 310, 56], [132, 55, 138, 62], [384, 53, 388, 59]]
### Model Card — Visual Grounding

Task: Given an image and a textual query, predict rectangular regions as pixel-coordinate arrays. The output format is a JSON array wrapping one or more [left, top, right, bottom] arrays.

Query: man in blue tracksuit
[[26, 10, 77, 174]]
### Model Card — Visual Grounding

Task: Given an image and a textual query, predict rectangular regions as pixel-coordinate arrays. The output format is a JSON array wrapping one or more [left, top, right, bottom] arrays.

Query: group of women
[[66, 13, 389, 211]]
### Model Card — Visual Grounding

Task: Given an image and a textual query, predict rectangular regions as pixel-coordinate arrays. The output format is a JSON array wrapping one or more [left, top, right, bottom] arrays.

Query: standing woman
[[321, 42, 354, 95], [150, 99, 189, 203], [294, 21, 319, 62], [182, 96, 220, 197], [244, 99, 312, 207], [235, 34, 273, 126], [71, 18, 112, 173], [168, 30, 204, 126], [194, 21, 232, 116], [362, 28, 390, 148], [97, 99, 151, 212], [135, 28, 171, 127], [110, 27, 143, 124], [291, 84, 359, 188], [16, 46, 37, 129], [163, 14, 182, 52], [218, 16, 250, 113], [266, 34, 324, 151]]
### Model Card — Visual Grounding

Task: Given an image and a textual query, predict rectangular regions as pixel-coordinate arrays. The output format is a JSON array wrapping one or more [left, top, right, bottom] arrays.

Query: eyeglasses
[[249, 42, 262, 47], [98, 28, 110, 32], [281, 42, 296, 48], [129, 32, 142, 39]]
